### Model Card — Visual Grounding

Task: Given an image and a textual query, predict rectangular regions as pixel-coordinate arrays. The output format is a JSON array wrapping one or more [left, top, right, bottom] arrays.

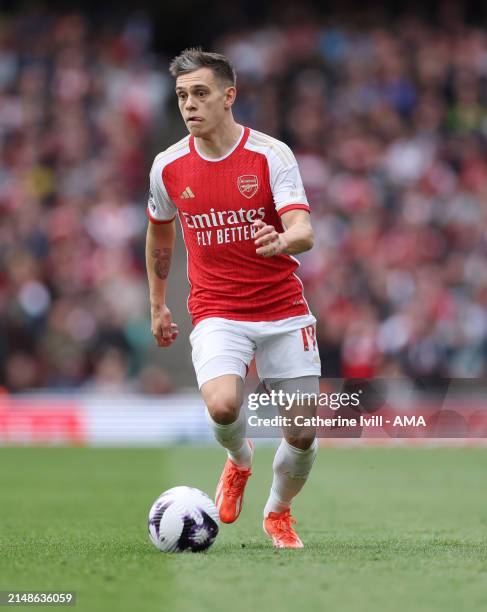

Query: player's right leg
[[190, 318, 255, 523], [202, 375, 253, 523]]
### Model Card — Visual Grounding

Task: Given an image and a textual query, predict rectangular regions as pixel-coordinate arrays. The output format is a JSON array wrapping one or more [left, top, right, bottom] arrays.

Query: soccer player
[[146, 48, 321, 548]]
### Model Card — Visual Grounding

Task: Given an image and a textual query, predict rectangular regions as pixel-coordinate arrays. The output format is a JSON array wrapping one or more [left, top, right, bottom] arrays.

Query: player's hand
[[151, 304, 179, 347], [253, 219, 288, 257]]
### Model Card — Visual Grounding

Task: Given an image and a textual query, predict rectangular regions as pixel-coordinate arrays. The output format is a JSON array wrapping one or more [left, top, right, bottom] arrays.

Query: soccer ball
[[148, 486, 220, 553]]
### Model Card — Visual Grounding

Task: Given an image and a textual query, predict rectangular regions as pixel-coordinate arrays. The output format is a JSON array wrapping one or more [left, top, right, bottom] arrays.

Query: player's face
[[175, 68, 234, 136]]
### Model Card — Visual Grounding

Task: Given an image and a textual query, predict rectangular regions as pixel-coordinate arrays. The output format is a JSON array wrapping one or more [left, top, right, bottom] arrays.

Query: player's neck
[[195, 121, 243, 160]]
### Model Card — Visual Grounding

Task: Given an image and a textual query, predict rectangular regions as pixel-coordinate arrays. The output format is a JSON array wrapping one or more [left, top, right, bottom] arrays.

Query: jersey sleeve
[[147, 157, 177, 224], [268, 144, 310, 216]]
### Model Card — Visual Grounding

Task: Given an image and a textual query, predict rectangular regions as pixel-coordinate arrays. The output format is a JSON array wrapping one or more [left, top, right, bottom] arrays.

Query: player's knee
[[285, 433, 316, 451], [205, 392, 240, 424]]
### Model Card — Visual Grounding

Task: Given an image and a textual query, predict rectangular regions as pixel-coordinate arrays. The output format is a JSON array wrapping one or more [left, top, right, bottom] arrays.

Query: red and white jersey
[[147, 126, 311, 326]]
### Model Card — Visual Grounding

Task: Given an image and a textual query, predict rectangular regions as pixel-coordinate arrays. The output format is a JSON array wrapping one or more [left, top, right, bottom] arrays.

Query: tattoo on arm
[[151, 248, 172, 280]]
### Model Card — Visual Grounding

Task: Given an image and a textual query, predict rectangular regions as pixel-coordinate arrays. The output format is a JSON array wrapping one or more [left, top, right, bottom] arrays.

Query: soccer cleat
[[215, 441, 253, 524], [263, 509, 304, 549]]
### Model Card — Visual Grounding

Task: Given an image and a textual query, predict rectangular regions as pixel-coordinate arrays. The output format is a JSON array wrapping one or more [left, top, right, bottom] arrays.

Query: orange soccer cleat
[[263, 509, 304, 549], [215, 441, 253, 524]]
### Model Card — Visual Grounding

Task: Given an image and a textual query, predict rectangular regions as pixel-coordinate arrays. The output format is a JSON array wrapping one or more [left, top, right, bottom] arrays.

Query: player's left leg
[[262, 376, 319, 549], [254, 316, 321, 548]]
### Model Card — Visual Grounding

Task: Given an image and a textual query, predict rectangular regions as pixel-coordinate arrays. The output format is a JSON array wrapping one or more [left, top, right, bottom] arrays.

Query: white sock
[[263, 438, 317, 516], [205, 408, 252, 468]]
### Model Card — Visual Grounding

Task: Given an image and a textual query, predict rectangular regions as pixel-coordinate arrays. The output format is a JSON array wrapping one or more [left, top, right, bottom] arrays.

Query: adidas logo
[[181, 186, 195, 199]]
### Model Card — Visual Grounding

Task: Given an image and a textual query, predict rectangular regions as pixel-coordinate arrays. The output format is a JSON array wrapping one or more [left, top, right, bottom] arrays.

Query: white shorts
[[189, 314, 321, 388]]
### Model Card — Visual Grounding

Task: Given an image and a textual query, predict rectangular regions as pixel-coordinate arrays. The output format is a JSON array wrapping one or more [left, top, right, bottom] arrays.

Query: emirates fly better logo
[[237, 175, 259, 199]]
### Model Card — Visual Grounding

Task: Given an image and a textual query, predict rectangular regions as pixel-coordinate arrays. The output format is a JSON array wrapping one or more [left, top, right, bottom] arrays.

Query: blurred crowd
[[0, 11, 173, 392], [2, 7, 487, 392], [219, 13, 487, 383]]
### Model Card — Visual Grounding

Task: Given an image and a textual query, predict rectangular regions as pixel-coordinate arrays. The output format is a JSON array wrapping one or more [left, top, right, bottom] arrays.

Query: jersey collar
[[191, 126, 249, 162]]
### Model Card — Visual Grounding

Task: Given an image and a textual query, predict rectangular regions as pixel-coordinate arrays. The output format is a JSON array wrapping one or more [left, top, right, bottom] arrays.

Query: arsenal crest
[[237, 175, 259, 199]]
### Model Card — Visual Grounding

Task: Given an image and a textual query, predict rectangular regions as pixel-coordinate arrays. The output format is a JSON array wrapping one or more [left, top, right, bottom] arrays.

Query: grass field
[[1, 446, 487, 612]]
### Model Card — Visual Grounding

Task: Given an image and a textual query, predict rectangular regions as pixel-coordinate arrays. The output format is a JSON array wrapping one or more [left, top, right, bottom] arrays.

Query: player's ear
[[224, 86, 236, 109]]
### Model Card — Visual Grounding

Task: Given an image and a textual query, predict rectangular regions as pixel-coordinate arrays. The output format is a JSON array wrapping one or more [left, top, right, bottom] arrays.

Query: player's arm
[[254, 141, 314, 258], [146, 156, 179, 347], [146, 220, 179, 347], [254, 210, 313, 257]]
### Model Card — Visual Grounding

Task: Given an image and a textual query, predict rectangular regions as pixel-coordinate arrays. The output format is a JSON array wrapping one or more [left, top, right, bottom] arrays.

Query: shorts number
[[301, 325, 316, 351]]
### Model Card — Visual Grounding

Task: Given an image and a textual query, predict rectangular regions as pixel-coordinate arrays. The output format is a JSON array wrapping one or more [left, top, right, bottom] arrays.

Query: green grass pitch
[[1, 446, 486, 612]]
